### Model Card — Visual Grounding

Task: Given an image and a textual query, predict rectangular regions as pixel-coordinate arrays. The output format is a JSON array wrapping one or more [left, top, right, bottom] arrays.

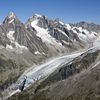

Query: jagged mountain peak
[[29, 13, 47, 21], [33, 14, 42, 18], [71, 21, 100, 33], [0, 12, 99, 52], [8, 12, 16, 19], [2, 12, 20, 24], [54, 18, 65, 25], [26, 13, 49, 29]]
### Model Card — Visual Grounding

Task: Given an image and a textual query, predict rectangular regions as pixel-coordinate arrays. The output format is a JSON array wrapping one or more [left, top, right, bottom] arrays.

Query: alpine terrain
[[0, 12, 100, 100]]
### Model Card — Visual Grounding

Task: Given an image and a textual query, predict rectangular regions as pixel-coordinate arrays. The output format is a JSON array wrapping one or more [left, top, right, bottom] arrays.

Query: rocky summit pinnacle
[[2, 12, 19, 24], [8, 12, 16, 18]]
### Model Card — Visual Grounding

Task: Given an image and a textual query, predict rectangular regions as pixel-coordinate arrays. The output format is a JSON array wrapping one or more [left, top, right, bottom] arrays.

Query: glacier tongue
[[17, 42, 100, 90], [4, 51, 85, 99]]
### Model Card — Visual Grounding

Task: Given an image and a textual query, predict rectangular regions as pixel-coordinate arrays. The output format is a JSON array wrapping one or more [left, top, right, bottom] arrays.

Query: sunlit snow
[[6, 30, 28, 53], [31, 20, 63, 48]]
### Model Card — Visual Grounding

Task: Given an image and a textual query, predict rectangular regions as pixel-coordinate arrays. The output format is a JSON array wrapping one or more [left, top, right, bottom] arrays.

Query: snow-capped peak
[[65, 24, 71, 30], [30, 14, 48, 20], [3, 12, 18, 24], [34, 14, 42, 18], [31, 14, 43, 19], [59, 21, 64, 25], [27, 14, 43, 23], [8, 12, 16, 19]]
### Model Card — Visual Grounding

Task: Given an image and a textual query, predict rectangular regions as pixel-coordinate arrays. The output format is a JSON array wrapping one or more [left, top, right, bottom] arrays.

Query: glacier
[[3, 50, 87, 99]]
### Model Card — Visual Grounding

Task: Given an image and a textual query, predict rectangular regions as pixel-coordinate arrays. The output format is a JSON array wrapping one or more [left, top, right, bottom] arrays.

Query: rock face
[[0, 12, 99, 55], [71, 21, 100, 33], [0, 12, 100, 100], [1, 12, 48, 54], [26, 14, 100, 52]]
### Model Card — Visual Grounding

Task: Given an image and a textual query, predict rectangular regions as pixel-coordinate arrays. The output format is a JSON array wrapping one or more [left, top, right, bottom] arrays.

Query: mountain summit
[[3, 12, 18, 24]]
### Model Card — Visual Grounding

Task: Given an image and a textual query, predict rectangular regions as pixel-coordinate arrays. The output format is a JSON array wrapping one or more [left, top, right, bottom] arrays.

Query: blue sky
[[0, 0, 100, 24]]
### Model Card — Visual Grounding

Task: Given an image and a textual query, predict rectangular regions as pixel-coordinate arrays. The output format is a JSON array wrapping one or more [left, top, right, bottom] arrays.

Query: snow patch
[[65, 24, 71, 30], [77, 27, 83, 33], [8, 12, 15, 19], [78, 33, 87, 41], [6, 44, 13, 50], [9, 19, 14, 23], [14, 42, 28, 50], [34, 51, 41, 55], [59, 21, 64, 25], [6, 43, 28, 53], [0, 45, 5, 49], [62, 40, 70, 45], [6, 30, 28, 53], [7, 30, 15, 41], [35, 14, 42, 18], [57, 29, 69, 38], [42, 52, 45, 55], [71, 27, 98, 42], [93, 36, 100, 48]]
